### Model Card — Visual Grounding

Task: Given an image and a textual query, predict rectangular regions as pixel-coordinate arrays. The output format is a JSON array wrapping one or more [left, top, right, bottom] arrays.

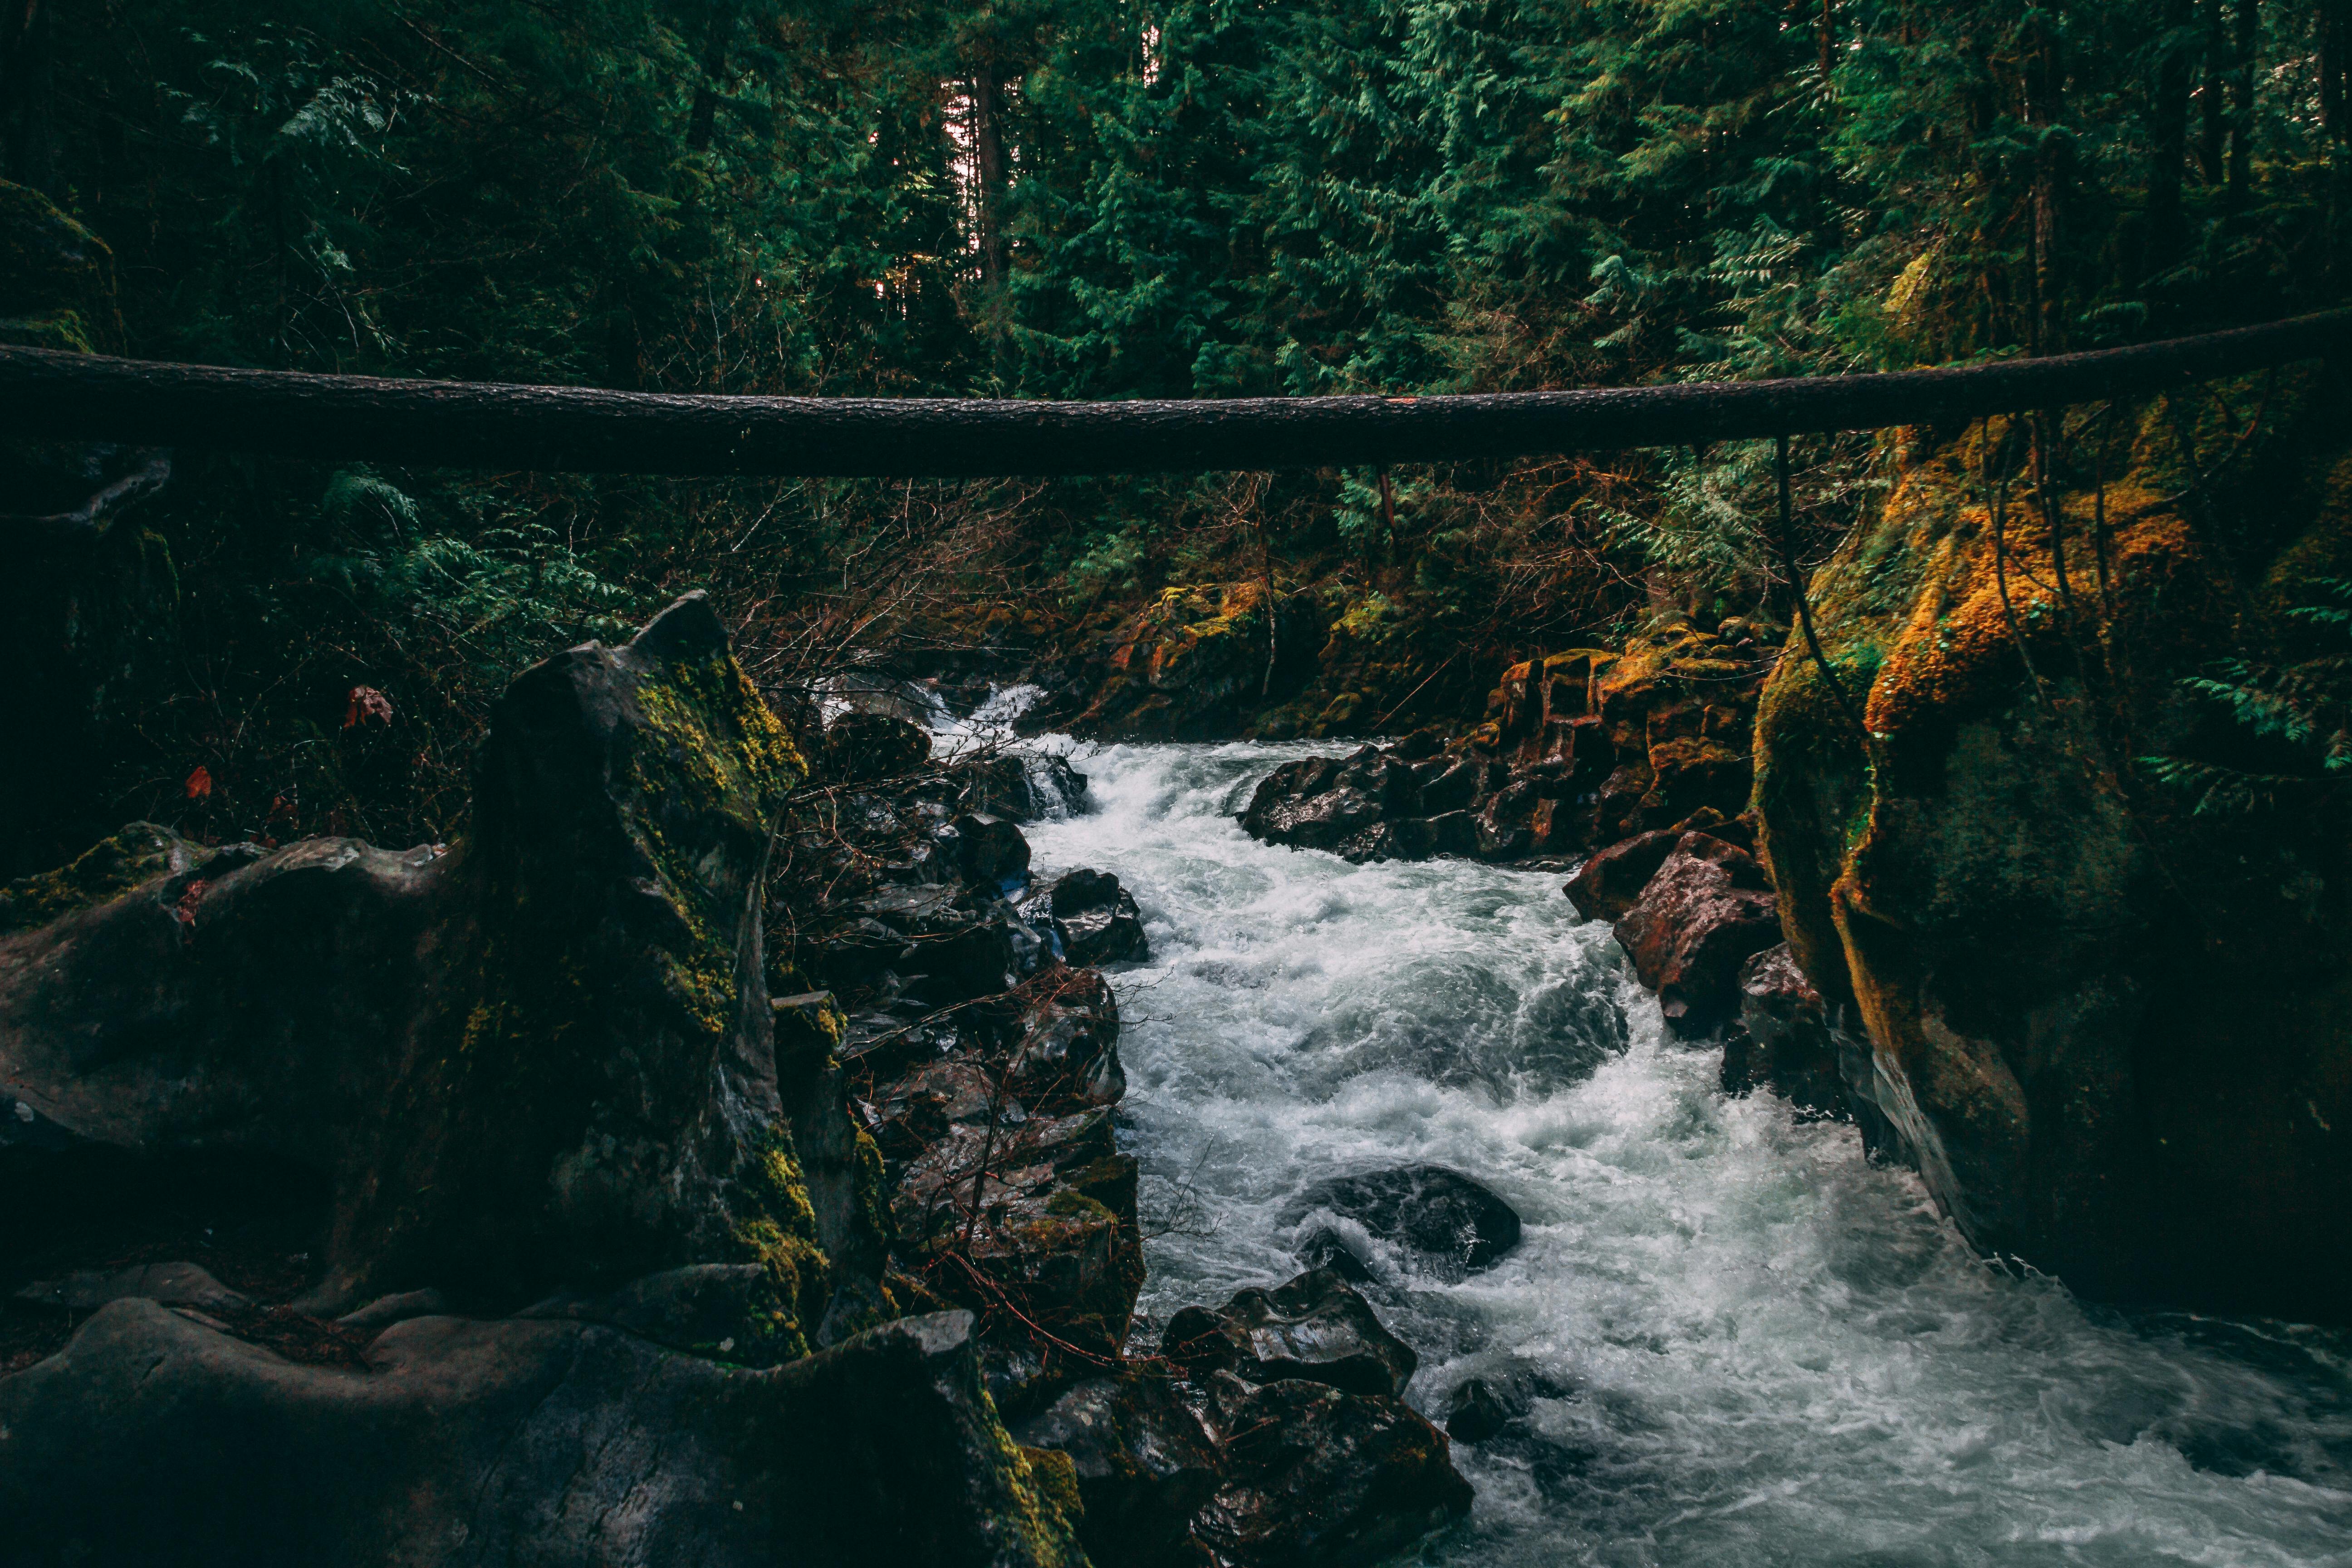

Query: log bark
[[0, 310, 2346, 478]]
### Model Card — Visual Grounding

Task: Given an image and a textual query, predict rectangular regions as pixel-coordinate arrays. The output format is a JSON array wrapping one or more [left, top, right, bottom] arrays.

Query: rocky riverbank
[[0, 596, 1474, 1568]]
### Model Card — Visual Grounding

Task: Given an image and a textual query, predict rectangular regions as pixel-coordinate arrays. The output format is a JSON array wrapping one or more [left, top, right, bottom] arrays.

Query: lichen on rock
[[1753, 382, 2352, 1314]]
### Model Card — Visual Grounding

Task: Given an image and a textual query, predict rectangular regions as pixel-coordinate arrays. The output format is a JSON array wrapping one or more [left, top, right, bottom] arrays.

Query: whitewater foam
[[1021, 738, 2352, 1567]]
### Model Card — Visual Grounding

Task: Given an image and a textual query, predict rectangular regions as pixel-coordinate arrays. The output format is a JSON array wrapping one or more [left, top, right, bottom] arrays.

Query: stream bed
[[1018, 737, 2352, 1568]]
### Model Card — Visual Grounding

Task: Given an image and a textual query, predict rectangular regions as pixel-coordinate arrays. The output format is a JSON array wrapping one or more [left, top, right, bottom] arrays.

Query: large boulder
[[1612, 832, 1782, 1037], [0, 1302, 1082, 1568], [0, 597, 1091, 1561], [1753, 385, 2352, 1316]]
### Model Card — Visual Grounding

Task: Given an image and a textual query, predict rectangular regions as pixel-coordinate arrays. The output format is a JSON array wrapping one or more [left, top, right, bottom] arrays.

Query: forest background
[[0, 0, 2347, 872]]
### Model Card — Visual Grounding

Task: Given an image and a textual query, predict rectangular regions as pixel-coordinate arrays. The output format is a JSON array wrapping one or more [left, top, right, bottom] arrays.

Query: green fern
[[2141, 581, 2352, 814]]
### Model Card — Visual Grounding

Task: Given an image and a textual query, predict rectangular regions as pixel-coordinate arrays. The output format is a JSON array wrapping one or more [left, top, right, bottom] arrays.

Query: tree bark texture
[[0, 0, 56, 196], [0, 310, 2345, 478], [2227, 0, 2259, 210], [2147, 0, 2196, 272]]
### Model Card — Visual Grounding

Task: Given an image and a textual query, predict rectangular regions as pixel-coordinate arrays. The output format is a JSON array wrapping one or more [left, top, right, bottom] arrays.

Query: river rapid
[[1008, 735, 2352, 1568]]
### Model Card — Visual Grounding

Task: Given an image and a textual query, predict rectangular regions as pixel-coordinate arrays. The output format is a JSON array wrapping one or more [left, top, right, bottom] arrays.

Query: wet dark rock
[[1240, 746, 1429, 863], [1422, 810, 1482, 858], [0, 594, 872, 1336], [1294, 1228, 1375, 1283], [901, 905, 1044, 1004], [520, 1263, 793, 1362], [1294, 1166, 1522, 1279], [1563, 828, 1682, 923], [823, 709, 934, 783], [1614, 832, 1784, 1038], [804, 915, 916, 994], [945, 813, 1033, 891], [1443, 1377, 1508, 1445], [1191, 1370, 1473, 1568], [1473, 779, 1541, 861], [1023, 867, 1149, 966], [1006, 969, 1127, 1111], [893, 1109, 1145, 1362], [1012, 1373, 1226, 1568], [1161, 1269, 1416, 1400], [0, 1303, 1082, 1568], [1722, 943, 1846, 1117], [953, 751, 1088, 823], [864, 1058, 1006, 1163], [1414, 758, 1481, 816]]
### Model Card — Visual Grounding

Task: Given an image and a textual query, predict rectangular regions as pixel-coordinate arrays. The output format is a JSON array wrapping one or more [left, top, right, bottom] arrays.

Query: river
[[1011, 736, 2352, 1568]]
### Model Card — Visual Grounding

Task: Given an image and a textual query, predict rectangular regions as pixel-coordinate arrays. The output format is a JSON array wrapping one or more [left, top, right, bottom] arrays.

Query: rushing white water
[[1017, 738, 2352, 1568]]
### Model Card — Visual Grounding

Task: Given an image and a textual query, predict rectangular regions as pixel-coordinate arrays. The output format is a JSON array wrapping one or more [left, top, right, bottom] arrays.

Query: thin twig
[[1773, 434, 1868, 736]]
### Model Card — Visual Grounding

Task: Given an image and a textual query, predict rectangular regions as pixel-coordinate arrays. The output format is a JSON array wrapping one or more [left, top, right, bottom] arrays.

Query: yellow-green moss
[[0, 823, 183, 933], [0, 180, 125, 354]]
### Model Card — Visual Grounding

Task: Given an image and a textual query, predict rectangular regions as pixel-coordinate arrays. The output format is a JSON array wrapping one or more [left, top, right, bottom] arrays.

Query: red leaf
[[184, 765, 213, 800], [172, 879, 211, 925], [343, 686, 394, 730]]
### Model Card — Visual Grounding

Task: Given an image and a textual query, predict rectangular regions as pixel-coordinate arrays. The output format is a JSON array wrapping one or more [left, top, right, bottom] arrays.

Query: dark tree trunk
[[0, 0, 57, 196], [970, 56, 1009, 289], [2148, 0, 2196, 273], [2326, 0, 2351, 143], [2226, 0, 2259, 211], [686, 3, 739, 153], [2024, 16, 2066, 351], [2199, 0, 2227, 180], [0, 313, 2345, 478]]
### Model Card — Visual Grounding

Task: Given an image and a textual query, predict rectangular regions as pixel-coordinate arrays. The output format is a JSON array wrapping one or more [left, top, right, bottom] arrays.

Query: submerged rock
[[1442, 1377, 1509, 1446], [1294, 1166, 1521, 1279], [1161, 1269, 1417, 1400], [1612, 832, 1782, 1037]]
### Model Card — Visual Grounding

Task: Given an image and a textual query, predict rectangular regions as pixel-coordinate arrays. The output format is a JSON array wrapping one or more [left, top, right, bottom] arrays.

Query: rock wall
[[1753, 379, 2352, 1316], [0, 595, 1088, 1566]]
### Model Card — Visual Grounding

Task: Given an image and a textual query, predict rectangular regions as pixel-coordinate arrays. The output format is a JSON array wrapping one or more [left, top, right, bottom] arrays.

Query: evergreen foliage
[[4, 0, 2347, 860]]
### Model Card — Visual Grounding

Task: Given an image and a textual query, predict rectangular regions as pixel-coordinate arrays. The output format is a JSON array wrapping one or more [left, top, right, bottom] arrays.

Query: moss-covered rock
[[0, 179, 124, 354], [0, 823, 189, 933], [1753, 384, 2352, 1315]]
